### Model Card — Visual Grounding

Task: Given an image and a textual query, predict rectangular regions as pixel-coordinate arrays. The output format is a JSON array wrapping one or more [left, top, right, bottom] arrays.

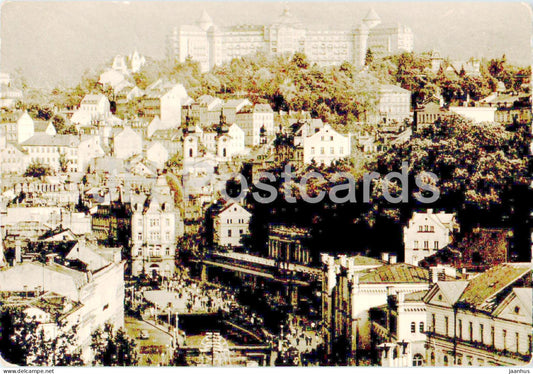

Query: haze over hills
[[1, 1, 531, 88]]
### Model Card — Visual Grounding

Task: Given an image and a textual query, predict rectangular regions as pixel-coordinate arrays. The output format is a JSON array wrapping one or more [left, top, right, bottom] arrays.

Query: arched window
[[189, 148, 193, 157], [430, 352, 435, 366], [413, 353, 424, 366], [443, 355, 449, 366], [411, 322, 416, 333]]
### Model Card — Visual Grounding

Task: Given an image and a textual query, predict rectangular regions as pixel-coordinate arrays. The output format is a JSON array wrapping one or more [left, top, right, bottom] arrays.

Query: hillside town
[[0, 5, 532, 368]]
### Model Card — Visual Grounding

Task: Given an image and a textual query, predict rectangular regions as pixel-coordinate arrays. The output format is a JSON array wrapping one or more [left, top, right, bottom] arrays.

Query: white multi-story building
[[213, 202, 251, 247], [70, 94, 111, 126], [403, 209, 458, 266], [130, 175, 184, 277], [235, 104, 275, 146], [370, 290, 428, 367], [302, 123, 350, 166], [113, 126, 143, 159], [77, 135, 105, 173], [321, 253, 430, 364], [0, 142, 27, 174], [20, 134, 80, 173], [146, 141, 170, 169], [377, 84, 412, 124], [0, 249, 125, 364], [424, 263, 532, 366], [168, 7, 413, 72]]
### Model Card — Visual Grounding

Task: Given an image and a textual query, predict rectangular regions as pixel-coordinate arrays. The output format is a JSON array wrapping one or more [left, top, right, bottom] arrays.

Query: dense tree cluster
[[0, 308, 84, 366], [90, 323, 138, 366]]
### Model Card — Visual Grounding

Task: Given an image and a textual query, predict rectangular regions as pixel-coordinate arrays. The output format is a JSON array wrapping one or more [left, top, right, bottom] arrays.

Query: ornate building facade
[[167, 7, 413, 72]]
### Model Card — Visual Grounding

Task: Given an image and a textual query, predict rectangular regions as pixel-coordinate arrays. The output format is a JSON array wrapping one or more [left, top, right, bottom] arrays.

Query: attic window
[[514, 306, 520, 314], [438, 295, 442, 301]]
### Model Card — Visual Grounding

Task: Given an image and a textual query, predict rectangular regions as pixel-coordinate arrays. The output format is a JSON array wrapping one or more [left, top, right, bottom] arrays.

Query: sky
[[1, 1, 531, 88]]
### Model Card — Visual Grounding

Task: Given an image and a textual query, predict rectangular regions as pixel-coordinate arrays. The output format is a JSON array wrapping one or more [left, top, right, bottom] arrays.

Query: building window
[[424, 241, 429, 249], [444, 316, 449, 336], [503, 329, 507, 350], [433, 241, 439, 249], [480, 324, 484, 344], [515, 332, 519, 353], [419, 322, 424, 333], [411, 322, 416, 333], [469, 322, 473, 341], [137, 233, 142, 241], [458, 319, 462, 339], [412, 354, 423, 366], [431, 314, 436, 332], [228, 229, 232, 237], [414, 240, 418, 250], [491, 326, 495, 346], [443, 355, 448, 366]]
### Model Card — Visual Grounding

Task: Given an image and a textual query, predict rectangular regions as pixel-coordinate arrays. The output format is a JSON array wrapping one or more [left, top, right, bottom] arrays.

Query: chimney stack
[[381, 252, 389, 263], [430, 267, 440, 283], [389, 254, 397, 264]]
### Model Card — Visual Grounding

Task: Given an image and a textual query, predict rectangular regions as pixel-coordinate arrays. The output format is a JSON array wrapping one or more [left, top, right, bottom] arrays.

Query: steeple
[[198, 9, 214, 31], [362, 8, 381, 29]]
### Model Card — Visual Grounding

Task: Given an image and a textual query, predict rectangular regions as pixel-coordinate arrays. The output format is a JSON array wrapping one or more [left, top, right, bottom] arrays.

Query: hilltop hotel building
[[167, 7, 413, 72]]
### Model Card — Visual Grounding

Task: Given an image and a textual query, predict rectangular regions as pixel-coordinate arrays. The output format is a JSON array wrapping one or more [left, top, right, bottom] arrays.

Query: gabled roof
[[404, 290, 427, 302], [458, 263, 531, 312], [512, 287, 532, 308], [20, 134, 79, 147], [81, 94, 107, 105], [435, 281, 469, 304], [359, 263, 429, 284], [363, 8, 380, 22], [217, 202, 251, 217], [379, 84, 410, 94]]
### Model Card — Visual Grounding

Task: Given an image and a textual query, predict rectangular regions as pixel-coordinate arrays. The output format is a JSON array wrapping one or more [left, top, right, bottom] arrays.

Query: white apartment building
[[377, 84, 412, 124], [403, 209, 458, 266], [0, 253, 125, 364], [77, 135, 105, 173], [302, 124, 350, 166], [371, 290, 428, 367], [213, 202, 251, 247], [130, 175, 184, 277], [113, 126, 143, 159], [146, 141, 170, 169], [20, 134, 80, 173], [236, 104, 275, 146], [168, 7, 413, 71], [70, 94, 111, 126], [321, 253, 430, 364], [0, 142, 27, 174], [424, 263, 532, 366]]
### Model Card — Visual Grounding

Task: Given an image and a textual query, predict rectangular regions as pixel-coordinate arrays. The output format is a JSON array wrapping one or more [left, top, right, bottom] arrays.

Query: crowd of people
[[160, 270, 239, 314]]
